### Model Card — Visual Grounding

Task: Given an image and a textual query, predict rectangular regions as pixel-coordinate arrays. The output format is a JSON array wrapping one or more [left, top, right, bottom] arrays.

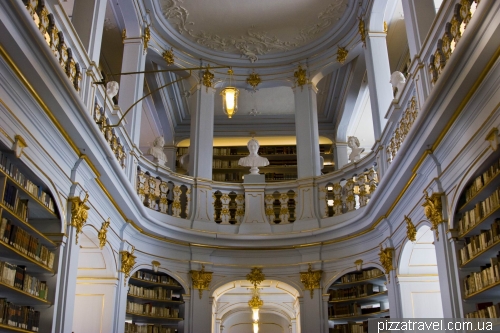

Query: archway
[[212, 280, 301, 333], [398, 225, 443, 317]]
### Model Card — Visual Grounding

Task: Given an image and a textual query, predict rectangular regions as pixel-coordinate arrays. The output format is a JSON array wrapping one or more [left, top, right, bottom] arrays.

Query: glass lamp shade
[[220, 87, 239, 118], [253, 322, 259, 333]]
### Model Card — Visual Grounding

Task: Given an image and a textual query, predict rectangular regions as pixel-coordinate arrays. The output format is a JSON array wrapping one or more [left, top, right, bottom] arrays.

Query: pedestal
[[243, 174, 265, 183], [239, 185, 272, 234]]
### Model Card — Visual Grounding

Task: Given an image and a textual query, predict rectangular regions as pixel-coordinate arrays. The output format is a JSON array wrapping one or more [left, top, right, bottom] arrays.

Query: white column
[[364, 33, 393, 139], [71, 0, 107, 63], [118, 38, 146, 145], [299, 289, 324, 333], [334, 142, 348, 169], [322, 293, 330, 333], [386, 270, 403, 318], [293, 84, 321, 178], [401, 0, 436, 59], [189, 85, 215, 179], [189, 291, 212, 333], [290, 319, 297, 333], [164, 145, 177, 170]]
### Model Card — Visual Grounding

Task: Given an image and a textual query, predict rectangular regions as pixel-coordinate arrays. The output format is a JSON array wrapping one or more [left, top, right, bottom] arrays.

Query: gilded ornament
[[358, 18, 366, 47], [13, 135, 27, 158], [337, 46, 348, 64], [202, 66, 214, 91], [122, 29, 127, 42], [120, 247, 136, 285], [294, 65, 308, 89], [354, 259, 363, 271], [384, 21, 388, 33], [98, 218, 110, 249], [248, 294, 264, 309], [162, 47, 175, 65], [405, 215, 416, 242], [247, 267, 265, 288], [378, 246, 394, 282], [152, 260, 160, 272], [69, 192, 90, 245], [300, 264, 322, 299], [143, 26, 151, 53], [190, 265, 213, 299], [422, 190, 445, 240], [246, 72, 261, 90]]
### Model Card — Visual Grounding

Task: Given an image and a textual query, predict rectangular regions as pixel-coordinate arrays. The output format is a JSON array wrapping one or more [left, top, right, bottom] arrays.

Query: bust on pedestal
[[147, 136, 168, 166], [238, 138, 269, 183], [348, 136, 364, 163]]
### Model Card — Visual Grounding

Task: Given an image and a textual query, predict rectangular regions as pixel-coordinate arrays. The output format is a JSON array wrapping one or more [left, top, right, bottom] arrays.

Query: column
[[334, 142, 349, 169], [189, 292, 213, 333], [164, 145, 177, 170], [290, 319, 297, 333], [293, 84, 321, 178], [364, 33, 393, 139], [189, 84, 215, 179], [71, 0, 107, 63], [299, 290, 325, 333], [386, 270, 403, 318], [322, 293, 330, 333], [401, 0, 436, 59], [118, 37, 146, 145]]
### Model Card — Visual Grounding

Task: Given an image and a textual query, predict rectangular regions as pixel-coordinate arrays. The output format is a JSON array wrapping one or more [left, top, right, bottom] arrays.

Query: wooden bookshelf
[[331, 274, 386, 287], [328, 290, 388, 304], [127, 294, 184, 305], [0, 323, 36, 333], [0, 281, 50, 306], [128, 276, 183, 289], [328, 309, 390, 321]]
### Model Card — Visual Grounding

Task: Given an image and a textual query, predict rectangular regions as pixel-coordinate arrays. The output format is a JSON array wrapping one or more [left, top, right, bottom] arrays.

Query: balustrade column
[[402, 0, 436, 60], [118, 37, 146, 146], [293, 84, 321, 178], [364, 32, 393, 139]]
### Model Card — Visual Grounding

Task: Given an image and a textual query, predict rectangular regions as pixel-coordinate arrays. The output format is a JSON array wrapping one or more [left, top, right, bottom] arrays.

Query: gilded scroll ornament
[[120, 247, 136, 285], [358, 18, 366, 46], [98, 218, 110, 249], [202, 66, 214, 91], [337, 46, 348, 64], [405, 215, 417, 242], [300, 264, 322, 299], [246, 72, 261, 90], [143, 26, 150, 53], [248, 293, 264, 309], [162, 47, 175, 65], [294, 65, 308, 89], [247, 267, 265, 288], [190, 265, 213, 299], [69, 192, 90, 245], [422, 190, 444, 240], [379, 246, 394, 282]]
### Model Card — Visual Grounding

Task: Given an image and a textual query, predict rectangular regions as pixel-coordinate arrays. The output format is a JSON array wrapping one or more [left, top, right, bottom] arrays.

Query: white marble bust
[[147, 136, 167, 165], [390, 71, 406, 99], [348, 136, 364, 163], [106, 81, 120, 99], [238, 138, 269, 174]]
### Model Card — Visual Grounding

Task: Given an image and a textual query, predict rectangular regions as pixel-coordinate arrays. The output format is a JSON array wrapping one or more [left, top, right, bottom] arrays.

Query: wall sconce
[[152, 260, 160, 272], [355, 259, 363, 271]]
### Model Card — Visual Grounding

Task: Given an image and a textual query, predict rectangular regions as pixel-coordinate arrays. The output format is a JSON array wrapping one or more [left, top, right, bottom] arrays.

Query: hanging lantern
[[220, 69, 239, 119]]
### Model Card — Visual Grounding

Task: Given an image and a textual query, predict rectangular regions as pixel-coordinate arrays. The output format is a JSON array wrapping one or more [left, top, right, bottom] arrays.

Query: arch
[[76, 229, 118, 279], [323, 263, 386, 294], [128, 263, 189, 292], [366, 0, 399, 31]]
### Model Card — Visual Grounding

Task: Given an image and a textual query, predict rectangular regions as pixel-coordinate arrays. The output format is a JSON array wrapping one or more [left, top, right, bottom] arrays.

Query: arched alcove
[[398, 224, 443, 318]]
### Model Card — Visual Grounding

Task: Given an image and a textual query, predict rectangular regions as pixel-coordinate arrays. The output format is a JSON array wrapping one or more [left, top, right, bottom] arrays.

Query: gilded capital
[[120, 247, 136, 285], [190, 265, 213, 299], [378, 246, 394, 282], [422, 191, 445, 240], [405, 215, 417, 242], [294, 65, 308, 89], [202, 66, 214, 91], [162, 47, 174, 65], [247, 267, 265, 288], [337, 46, 348, 64], [300, 264, 322, 299], [69, 193, 90, 245]]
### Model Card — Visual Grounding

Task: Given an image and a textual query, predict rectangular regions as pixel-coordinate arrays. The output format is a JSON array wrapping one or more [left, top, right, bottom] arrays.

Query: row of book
[[459, 218, 500, 265], [126, 301, 179, 318], [464, 158, 500, 203], [328, 284, 382, 301], [463, 253, 500, 296], [0, 151, 55, 212], [331, 322, 368, 333], [465, 302, 500, 318], [0, 218, 55, 269], [132, 272, 180, 286], [0, 298, 40, 332], [128, 285, 177, 301], [336, 269, 383, 285], [328, 302, 383, 318], [212, 159, 241, 169], [3, 185, 29, 222], [264, 173, 298, 181], [0, 261, 48, 300], [212, 173, 242, 182], [124, 323, 175, 333], [458, 187, 500, 235]]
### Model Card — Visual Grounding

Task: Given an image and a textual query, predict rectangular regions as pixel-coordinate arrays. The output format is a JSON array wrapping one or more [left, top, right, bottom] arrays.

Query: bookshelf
[[455, 154, 500, 319], [327, 268, 388, 333], [0, 148, 60, 333], [125, 269, 185, 333], [176, 144, 334, 182]]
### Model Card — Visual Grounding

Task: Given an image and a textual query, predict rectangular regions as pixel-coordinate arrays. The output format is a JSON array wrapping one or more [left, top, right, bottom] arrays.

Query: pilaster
[[164, 145, 177, 170], [189, 291, 213, 333], [334, 142, 349, 169], [401, 0, 436, 59], [71, 0, 107, 63], [386, 270, 402, 318], [299, 289, 324, 333]]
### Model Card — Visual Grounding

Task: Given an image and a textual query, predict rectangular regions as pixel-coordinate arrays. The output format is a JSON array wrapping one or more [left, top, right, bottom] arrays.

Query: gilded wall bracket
[[405, 215, 417, 242], [422, 190, 445, 240], [300, 264, 322, 299], [379, 246, 394, 283], [120, 247, 136, 285], [294, 65, 308, 90], [190, 265, 213, 299], [69, 192, 90, 245], [337, 47, 348, 64], [13, 135, 27, 158], [98, 218, 110, 249]]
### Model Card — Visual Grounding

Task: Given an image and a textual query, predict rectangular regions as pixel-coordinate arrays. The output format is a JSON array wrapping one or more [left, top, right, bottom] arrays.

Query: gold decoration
[[422, 190, 444, 240], [354, 259, 363, 271], [190, 265, 213, 299], [405, 215, 417, 242], [162, 47, 174, 65], [248, 294, 264, 309], [486, 128, 499, 151], [143, 26, 150, 53], [13, 135, 28, 158], [122, 29, 127, 42], [358, 18, 366, 47], [98, 218, 110, 249], [69, 193, 90, 245], [337, 46, 348, 64], [294, 65, 308, 89], [300, 264, 322, 299], [383, 21, 388, 33], [120, 247, 136, 285], [247, 267, 265, 288], [246, 72, 261, 90], [379, 246, 394, 282], [152, 260, 160, 272], [202, 65, 214, 91]]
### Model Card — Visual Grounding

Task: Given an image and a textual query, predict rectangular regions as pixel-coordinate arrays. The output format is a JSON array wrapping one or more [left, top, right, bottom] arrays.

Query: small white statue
[[106, 81, 120, 99], [238, 138, 269, 175], [147, 136, 167, 165], [390, 71, 406, 99], [348, 136, 364, 163], [179, 147, 190, 171]]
